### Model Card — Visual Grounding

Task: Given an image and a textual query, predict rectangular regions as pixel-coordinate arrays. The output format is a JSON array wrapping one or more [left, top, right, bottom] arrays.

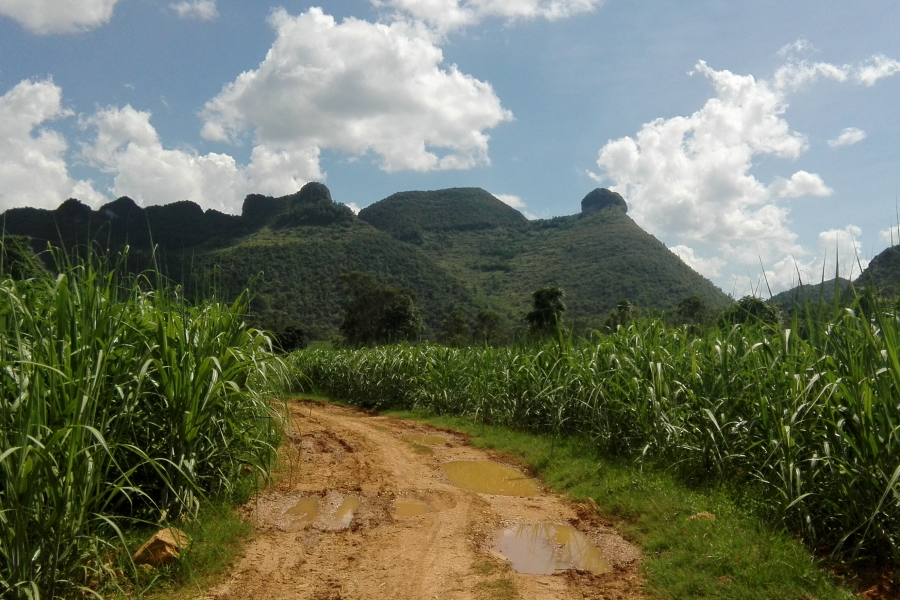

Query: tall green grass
[[291, 301, 900, 564], [0, 248, 285, 599]]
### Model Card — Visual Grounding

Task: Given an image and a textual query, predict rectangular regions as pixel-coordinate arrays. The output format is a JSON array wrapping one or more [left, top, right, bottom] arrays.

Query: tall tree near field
[[718, 295, 781, 329], [473, 309, 504, 346], [603, 298, 637, 331], [439, 309, 471, 347], [525, 286, 566, 335], [339, 271, 424, 346]]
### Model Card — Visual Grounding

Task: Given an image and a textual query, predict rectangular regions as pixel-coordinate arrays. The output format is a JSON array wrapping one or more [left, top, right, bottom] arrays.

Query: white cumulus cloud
[[594, 59, 815, 259], [777, 39, 817, 57], [492, 192, 536, 219], [82, 105, 322, 213], [0, 0, 119, 34], [593, 53, 899, 291], [770, 170, 833, 198], [766, 226, 868, 292], [828, 127, 867, 148], [670, 244, 727, 279], [170, 0, 217, 21], [0, 78, 103, 211], [855, 55, 900, 86], [376, 0, 603, 32], [200, 7, 512, 175]]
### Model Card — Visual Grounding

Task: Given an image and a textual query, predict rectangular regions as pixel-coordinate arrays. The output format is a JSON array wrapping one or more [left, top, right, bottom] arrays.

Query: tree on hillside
[[667, 294, 712, 328], [339, 271, 423, 346], [718, 296, 781, 329], [439, 309, 470, 347], [474, 310, 504, 346], [273, 325, 308, 353], [603, 298, 637, 331], [525, 286, 566, 335]]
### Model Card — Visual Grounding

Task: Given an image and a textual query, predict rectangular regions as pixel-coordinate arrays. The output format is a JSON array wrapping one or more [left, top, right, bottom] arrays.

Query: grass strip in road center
[[386, 409, 855, 600]]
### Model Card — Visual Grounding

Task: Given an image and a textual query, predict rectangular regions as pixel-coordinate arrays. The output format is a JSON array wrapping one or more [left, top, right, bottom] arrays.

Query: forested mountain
[[360, 187, 731, 325], [0, 183, 731, 338], [856, 245, 900, 297], [767, 278, 852, 306]]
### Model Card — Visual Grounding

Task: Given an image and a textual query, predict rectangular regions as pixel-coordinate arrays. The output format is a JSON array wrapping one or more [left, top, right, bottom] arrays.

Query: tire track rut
[[204, 401, 643, 600]]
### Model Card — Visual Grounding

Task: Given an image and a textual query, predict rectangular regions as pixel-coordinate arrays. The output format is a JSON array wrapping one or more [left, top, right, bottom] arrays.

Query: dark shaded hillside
[[358, 187, 529, 243], [203, 220, 477, 338], [857, 245, 900, 296], [0, 186, 348, 253]]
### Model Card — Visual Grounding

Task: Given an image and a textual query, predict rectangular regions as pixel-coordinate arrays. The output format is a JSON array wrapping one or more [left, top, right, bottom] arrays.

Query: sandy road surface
[[206, 400, 643, 600]]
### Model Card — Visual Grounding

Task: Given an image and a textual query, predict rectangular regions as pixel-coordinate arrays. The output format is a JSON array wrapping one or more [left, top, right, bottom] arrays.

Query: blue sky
[[1, 0, 898, 295]]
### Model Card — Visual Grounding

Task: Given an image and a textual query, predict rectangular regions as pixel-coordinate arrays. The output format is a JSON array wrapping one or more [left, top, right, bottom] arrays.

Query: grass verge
[[113, 496, 255, 599], [387, 409, 856, 600]]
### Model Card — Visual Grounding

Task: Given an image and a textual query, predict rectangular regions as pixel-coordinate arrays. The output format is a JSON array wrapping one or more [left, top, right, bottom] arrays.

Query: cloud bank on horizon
[[0, 1, 897, 296]]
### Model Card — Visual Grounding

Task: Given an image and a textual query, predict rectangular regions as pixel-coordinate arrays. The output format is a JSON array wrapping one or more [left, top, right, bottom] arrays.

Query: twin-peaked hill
[[1, 183, 731, 337]]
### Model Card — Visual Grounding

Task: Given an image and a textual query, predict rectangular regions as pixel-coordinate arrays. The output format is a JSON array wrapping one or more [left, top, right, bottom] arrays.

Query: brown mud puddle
[[205, 401, 643, 600], [443, 460, 541, 497], [492, 522, 612, 575], [286, 497, 319, 524], [393, 498, 431, 517]]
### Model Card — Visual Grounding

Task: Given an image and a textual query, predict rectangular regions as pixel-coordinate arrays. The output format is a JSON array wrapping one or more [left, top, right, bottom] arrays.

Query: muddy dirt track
[[204, 400, 644, 600]]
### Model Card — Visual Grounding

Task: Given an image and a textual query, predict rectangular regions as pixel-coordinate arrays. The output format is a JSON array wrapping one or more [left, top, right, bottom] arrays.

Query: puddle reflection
[[334, 496, 360, 527], [287, 497, 319, 524], [393, 498, 431, 517], [441, 461, 539, 496], [492, 523, 611, 575]]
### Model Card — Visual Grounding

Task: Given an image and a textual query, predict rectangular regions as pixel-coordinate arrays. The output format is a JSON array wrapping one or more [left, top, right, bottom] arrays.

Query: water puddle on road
[[334, 496, 360, 528], [492, 523, 611, 575], [401, 433, 447, 446], [287, 497, 319, 524], [441, 461, 540, 496], [393, 498, 431, 517]]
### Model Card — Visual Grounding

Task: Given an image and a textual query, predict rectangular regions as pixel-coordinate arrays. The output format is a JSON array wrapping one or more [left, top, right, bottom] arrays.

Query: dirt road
[[206, 400, 643, 600]]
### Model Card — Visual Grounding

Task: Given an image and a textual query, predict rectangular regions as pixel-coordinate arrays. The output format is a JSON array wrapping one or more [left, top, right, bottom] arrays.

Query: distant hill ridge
[[0, 183, 734, 337], [767, 277, 852, 305], [358, 187, 529, 243], [0, 184, 352, 252]]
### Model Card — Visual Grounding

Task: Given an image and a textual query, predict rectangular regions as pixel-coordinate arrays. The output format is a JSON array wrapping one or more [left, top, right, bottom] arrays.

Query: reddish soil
[[201, 400, 644, 600]]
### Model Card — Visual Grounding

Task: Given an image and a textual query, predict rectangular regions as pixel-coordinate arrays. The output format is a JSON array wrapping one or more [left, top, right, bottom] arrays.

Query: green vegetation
[[0, 185, 732, 339], [407, 201, 731, 326], [358, 187, 529, 242], [0, 235, 49, 280], [289, 299, 900, 565], [718, 295, 783, 328], [858, 246, 900, 296], [0, 249, 285, 599], [524, 286, 566, 335], [203, 218, 475, 338], [768, 277, 852, 306], [338, 271, 424, 346], [391, 411, 852, 599]]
